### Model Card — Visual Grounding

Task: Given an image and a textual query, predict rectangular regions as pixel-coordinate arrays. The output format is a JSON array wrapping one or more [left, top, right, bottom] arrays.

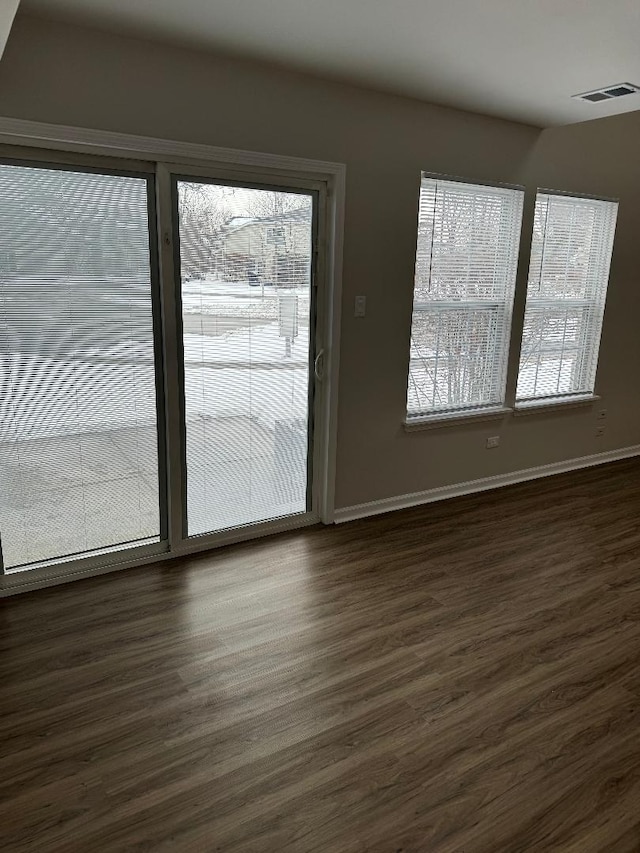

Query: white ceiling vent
[[573, 83, 640, 103]]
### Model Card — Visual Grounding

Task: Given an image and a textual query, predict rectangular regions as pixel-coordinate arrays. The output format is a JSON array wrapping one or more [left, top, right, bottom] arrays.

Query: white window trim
[[404, 405, 512, 431], [422, 171, 524, 193], [514, 393, 600, 415]]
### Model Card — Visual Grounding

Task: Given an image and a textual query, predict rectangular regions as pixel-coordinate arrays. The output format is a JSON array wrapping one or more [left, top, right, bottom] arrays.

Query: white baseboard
[[334, 445, 640, 523]]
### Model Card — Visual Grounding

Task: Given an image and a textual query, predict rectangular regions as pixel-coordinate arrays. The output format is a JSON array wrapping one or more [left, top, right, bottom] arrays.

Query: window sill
[[404, 406, 512, 431], [513, 394, 600, 416]]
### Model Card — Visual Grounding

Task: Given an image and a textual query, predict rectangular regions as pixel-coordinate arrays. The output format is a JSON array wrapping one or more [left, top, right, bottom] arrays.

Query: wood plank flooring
[[3, 458, 640, 851]]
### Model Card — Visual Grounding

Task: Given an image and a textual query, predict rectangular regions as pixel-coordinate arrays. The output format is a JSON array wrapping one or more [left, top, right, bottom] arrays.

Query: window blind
[[176, 180, 314, 537], [0, 163, 161, 570], [516, 192, 618, 403], [407, 176, 524, 417]]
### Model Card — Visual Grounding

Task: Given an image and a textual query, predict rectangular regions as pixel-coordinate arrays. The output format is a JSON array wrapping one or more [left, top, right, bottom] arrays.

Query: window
[[516, 192, 618, 404], [406, 175, 524, 419], [266, 225, 286, 246]]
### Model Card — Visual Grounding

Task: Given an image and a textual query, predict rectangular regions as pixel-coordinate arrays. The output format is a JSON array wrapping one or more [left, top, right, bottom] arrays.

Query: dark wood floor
[[3, 459, 640, 851]]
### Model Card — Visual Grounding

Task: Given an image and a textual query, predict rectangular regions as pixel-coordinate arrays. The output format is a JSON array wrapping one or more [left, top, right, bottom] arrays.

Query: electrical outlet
[[486, 436, 500, 449], [597, 409, 607, 420], [596, 426, 605, 437]]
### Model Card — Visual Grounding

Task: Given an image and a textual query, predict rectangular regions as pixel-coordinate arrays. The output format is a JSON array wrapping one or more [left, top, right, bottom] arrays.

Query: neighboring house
[[218, 207, 312, 287], [0, 168, 149, 281]]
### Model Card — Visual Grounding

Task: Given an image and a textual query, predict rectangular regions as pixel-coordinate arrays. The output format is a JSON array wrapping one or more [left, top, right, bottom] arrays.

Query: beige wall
[[0, 16, 638, 511]]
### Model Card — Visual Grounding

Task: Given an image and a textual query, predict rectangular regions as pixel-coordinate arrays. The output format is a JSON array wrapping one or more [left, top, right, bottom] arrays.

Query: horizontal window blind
[[176, 180, 314, 537], [516, 192, 618, 402], [407, 176, 523, 417], [0, 163, 161, 569]]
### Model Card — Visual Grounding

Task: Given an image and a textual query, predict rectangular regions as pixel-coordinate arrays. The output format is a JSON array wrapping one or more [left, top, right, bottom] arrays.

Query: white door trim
[[0, 117, 344, 181], [0, 118, 345, 595]]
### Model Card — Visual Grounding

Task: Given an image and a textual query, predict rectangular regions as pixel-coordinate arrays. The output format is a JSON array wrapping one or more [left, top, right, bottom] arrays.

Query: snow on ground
[[407, 355, 577, 411], [0, 284, 312, 568], [0, 308, 310, 442]]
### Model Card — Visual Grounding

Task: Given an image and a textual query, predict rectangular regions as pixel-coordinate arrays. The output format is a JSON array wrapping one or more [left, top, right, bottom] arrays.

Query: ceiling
[[17, 0, 640, 127]]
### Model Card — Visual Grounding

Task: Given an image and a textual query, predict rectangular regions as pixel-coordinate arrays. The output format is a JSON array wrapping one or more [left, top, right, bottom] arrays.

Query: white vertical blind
[[407, 175, 524, 417], [176, 180, 314, 536], [516, 192, 618, 402], [0, 163, 161, 570]]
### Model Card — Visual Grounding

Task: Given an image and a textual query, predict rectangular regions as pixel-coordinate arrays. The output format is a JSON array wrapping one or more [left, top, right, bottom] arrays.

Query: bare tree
[[178, 183, 235, 279], [410, 191, 506, 410], [241, 191, 311, 219]]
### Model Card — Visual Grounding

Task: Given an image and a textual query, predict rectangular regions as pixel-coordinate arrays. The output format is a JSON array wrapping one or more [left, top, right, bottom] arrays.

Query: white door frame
[[158, 162, 329, 553], [0, 118, 345, 596]]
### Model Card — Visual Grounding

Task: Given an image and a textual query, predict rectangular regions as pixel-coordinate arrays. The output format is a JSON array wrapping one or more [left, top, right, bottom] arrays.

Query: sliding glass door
[[173, 177, 316, 536], [0, 158, 324, 579], [0, 162, 165, 571]]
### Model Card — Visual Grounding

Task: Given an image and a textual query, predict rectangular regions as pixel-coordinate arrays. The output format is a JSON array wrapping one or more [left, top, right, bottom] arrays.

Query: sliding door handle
[[314, 348, 325, 382]]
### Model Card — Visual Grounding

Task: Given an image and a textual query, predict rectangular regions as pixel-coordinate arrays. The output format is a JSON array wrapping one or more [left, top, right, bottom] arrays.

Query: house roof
[[222, 207, 311, 235]]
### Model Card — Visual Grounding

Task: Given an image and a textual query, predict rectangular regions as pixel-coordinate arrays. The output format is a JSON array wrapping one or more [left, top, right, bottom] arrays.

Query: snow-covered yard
[[0, 280, 311, 569], [407, 355, 577, 412]]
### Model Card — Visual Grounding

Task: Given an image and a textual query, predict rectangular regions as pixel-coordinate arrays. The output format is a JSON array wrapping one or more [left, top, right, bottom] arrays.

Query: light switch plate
[[354, 295, 366, 317]]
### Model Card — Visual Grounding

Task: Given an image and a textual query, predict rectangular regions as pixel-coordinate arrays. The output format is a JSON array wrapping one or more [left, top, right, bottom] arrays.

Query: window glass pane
[[414, 185, 516, 302], [0, 164, 161, 569], [407, 177, 523, 417], [517, 192, 618, 402], [176, 181, 314, 536], [408, 306, 501, 412], [517, 305, 590, 399]]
